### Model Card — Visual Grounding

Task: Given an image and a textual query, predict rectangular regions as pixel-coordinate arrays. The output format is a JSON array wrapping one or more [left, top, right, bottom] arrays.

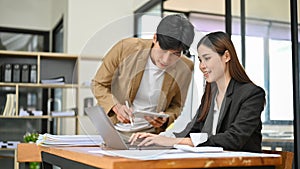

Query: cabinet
[[0, 50, 79, 137]]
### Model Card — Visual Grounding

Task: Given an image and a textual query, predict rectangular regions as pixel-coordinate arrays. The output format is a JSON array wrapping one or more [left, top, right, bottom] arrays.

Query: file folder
[[12, 64, 21, 82], [30, 64, 37, 83], [1, 63, 12, 82], [21, 64, 29, 83]]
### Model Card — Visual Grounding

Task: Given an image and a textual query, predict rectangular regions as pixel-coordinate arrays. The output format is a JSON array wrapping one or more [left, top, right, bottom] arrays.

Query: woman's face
[[197, 44, 228, 83]]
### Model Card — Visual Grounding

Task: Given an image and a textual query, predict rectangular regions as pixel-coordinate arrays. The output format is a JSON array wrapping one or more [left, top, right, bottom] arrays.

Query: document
[[89, 149, 183, 160], [114, 121, 152, 132], [51, 110, 75, 116], [89, 144, 223, 160], [36, 133, 104, 146], [41, 76, 65, 84], [173, 144, 223, 153], [114, 110, 169, 132], [89, 149, 281, 160]]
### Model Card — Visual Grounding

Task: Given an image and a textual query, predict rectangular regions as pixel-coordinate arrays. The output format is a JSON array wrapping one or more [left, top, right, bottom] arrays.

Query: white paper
[[173, 144, 223, 153], [89, 149, 281, 160], [114, 122, 152, 132], [36, 133, 104, 146]]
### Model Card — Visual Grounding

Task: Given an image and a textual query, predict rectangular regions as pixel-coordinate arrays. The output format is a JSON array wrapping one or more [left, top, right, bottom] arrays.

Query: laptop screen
[[85, 106, 129, 149]]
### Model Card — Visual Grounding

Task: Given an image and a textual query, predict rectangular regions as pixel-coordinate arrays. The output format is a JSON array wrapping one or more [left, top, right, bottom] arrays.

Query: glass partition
[[136, 0, 296, 166], [231, 0, 294, 153]]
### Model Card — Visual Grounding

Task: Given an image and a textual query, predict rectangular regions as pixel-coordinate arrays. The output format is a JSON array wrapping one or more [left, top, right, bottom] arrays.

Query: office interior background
[[0, 0, 299, 168]]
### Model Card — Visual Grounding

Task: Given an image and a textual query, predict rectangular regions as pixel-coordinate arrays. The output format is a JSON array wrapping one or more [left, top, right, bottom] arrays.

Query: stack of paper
[[51, 110, 75, 117], [41, 76, 65, 84], [19, 109, 43, 116], [36, 133, 104, 146]]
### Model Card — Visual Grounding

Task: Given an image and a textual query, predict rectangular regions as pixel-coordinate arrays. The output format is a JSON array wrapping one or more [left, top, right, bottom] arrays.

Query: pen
[[125, 101, 134, 127]]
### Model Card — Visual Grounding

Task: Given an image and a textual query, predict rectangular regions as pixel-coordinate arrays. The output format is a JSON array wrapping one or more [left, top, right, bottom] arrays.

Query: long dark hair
[[197, 31, 252, 121]]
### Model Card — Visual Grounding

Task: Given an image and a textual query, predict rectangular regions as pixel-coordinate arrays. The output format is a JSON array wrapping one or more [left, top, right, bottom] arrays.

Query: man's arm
[[91, 40, 124, 114]]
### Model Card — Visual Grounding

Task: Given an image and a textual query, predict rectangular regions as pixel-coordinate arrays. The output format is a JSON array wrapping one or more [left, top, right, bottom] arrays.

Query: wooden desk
[[17, 143, 42, 163], [17, 143, 282, 169]]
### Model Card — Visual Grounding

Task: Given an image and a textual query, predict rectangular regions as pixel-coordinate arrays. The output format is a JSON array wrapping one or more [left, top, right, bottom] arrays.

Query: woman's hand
[[129, 132, 178, 147]]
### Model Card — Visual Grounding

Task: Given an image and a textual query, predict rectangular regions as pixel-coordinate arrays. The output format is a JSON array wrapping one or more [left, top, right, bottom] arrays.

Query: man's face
[[150, 35, 182, 69]]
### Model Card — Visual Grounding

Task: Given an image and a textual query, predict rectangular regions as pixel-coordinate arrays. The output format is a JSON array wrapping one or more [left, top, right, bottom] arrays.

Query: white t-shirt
[[116, 56, 165, 132], [133, 55, 165, 112]]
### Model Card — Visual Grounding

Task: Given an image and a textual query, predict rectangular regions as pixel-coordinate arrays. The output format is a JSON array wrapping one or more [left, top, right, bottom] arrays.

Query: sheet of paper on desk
[[173, 144, 223, 153], [89, 149, 183, 160], [89, 149, 281, 160]]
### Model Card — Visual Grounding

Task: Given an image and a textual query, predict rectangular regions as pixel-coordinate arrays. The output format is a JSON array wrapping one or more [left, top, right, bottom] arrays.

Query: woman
[[129, 31, 266, 152]]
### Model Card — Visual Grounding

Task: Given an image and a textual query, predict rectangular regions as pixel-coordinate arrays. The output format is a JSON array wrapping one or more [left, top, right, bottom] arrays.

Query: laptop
[[84, 106, 173, 150]]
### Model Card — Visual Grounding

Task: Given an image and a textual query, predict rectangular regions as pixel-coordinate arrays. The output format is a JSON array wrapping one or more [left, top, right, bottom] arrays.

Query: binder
[[12, 64, 21, 82], [30, 64, 37, 83], [2, 94, 16, 116], [21, 64, 29, 83], [1, 63, 12, 82]]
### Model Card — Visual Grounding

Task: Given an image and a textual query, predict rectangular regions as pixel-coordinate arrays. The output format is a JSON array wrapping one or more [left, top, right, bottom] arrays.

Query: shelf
[[0, 50, 80, 138], [0, 115, 78, 119], [0, 148, 15, 151], [0, 83, 79, 88], [0, 50, 77, 58]]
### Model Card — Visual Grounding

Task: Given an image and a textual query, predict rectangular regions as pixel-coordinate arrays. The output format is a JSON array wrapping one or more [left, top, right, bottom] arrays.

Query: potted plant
[[23, 132, 40, 169]]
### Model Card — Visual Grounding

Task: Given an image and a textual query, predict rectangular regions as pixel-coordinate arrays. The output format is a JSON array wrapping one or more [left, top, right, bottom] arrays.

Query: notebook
[[84, 106, 173, 150]]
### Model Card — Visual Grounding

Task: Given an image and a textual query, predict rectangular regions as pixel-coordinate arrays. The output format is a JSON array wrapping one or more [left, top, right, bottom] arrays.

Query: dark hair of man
[[156, 14, 195, 53], [196, 31, 254, 121]]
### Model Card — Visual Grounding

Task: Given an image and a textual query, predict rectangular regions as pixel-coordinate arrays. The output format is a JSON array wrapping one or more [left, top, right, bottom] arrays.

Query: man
[[91, 14, 195, 135]]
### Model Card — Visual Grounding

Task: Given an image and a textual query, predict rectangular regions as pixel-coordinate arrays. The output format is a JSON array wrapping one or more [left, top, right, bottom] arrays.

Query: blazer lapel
[[128, 46, 151, 102], [216, 79, 235, 132]]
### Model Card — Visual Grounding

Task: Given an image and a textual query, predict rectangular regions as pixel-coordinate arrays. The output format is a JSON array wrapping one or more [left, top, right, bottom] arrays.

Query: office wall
[[51, 0, 68, 51], [66, 0, 150, 54], [0, 0, 149, 53], [0, 0, 67, 51], [0, 0, 51, 30]]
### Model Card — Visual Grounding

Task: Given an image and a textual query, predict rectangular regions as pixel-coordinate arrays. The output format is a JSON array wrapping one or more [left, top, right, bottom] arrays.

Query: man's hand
[[144, 112, 168, 128], [112, 103, 133, 123]]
